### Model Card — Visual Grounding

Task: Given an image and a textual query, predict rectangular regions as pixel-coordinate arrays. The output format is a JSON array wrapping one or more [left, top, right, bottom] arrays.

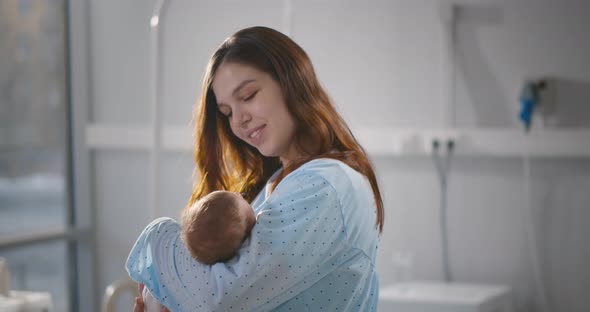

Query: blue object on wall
[[519, 82, 537, 131], [519, 80, 546, 131]]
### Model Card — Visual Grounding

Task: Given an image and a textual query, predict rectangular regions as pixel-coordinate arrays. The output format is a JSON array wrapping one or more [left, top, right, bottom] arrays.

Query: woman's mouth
[[248, 125, 266, 143]]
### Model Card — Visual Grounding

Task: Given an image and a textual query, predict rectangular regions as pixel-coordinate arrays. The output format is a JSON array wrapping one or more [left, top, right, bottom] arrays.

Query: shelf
[[355, 128, 590, 158], [85, 124, 590, 158]]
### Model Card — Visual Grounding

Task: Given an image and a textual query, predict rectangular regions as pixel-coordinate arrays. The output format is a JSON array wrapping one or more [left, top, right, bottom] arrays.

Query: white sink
[[378, 281, 512, 312]]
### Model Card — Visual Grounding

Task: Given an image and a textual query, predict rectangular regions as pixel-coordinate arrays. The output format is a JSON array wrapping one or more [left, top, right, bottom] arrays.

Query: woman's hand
[[133, 283, 170, 312], [133, 283, 145, 312]]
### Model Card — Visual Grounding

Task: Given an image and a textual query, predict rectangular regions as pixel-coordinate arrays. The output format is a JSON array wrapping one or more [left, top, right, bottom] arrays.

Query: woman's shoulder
[[286, 158, 368, 193], [298, 158, 361, 176]]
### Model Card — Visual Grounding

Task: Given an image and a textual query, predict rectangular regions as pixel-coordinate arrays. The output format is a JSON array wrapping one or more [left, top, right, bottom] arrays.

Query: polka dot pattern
[[126, 159, 380, 311]]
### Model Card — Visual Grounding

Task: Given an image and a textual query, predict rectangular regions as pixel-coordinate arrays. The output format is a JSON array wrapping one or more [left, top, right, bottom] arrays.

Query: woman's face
[[212, 61, 300, 165]]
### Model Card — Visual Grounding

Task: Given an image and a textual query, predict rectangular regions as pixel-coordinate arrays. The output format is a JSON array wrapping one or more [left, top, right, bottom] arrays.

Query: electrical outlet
[[422, 130, 461, 154]]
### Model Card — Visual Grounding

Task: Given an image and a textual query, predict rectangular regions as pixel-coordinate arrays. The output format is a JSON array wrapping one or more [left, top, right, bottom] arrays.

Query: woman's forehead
[[213, 63, 258, 88], [212, 63, 265, 98]]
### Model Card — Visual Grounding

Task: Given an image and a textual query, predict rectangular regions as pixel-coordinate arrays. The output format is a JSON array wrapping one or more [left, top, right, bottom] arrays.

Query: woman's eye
[[243, 91, 258, 101]]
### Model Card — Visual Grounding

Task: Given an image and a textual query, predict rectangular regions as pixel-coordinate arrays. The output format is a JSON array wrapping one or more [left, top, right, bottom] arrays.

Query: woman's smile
[[247, 124, 266, 145]]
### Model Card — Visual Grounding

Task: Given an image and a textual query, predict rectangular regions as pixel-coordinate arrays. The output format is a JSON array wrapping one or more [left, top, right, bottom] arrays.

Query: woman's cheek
[[229, 124, 241, 140]]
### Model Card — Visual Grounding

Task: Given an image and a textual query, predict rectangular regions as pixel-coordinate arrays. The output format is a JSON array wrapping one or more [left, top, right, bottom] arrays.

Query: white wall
[[84, 1, 590, 311]]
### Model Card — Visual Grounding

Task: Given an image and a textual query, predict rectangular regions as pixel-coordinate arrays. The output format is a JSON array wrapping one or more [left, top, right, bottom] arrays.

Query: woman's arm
[[126, 164, 349, 311]]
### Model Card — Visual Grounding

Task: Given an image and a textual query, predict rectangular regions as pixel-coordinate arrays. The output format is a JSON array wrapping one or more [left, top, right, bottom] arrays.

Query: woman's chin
[[255, 147, 270, 157], [256, 147, 279, 158]]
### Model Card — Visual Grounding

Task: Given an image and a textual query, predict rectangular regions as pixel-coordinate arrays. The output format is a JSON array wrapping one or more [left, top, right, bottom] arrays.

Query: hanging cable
[[432, 138, 455, 283], [521, 135, 550, 312]]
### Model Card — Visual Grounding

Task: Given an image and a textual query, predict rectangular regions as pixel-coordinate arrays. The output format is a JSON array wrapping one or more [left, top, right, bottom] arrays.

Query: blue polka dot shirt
[[126, 159, 380, 311]]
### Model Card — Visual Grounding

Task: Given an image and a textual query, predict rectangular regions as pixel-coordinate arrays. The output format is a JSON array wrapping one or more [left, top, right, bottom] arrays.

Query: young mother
[[128, 26, 384, 311]]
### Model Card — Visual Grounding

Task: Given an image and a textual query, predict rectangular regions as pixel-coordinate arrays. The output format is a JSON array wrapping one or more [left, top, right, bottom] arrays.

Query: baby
[[141, 190, 256, 312]]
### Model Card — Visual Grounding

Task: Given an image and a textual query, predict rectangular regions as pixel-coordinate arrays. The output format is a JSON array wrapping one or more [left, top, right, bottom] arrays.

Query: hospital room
[[1, 0, 589, 311]]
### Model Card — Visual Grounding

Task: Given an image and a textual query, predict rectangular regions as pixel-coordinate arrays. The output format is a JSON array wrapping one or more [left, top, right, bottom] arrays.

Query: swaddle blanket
[[143, 284, 163, 312], [126, 217, 191, 311]]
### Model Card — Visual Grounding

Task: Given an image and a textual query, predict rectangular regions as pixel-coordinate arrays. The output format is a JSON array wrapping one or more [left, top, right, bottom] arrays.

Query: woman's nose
[[234, 110, 252, 128]]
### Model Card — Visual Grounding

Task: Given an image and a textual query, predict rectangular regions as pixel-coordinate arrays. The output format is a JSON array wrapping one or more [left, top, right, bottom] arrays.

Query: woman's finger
[[133, 296, 145, 312], [138, 283, 145, 296]]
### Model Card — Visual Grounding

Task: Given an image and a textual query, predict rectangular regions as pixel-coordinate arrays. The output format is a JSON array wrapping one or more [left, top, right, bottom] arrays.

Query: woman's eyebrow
[[217, 79, 257, 107], [232, 79, 256, 97]]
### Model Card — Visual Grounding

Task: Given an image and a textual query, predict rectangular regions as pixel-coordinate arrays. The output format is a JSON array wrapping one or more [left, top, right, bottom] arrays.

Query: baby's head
[[181, 190, 256, 264]]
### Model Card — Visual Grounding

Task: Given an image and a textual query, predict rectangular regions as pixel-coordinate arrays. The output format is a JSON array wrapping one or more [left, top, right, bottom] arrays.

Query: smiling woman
[[213, 62, 300, 165], [127, 26, 384, 312]]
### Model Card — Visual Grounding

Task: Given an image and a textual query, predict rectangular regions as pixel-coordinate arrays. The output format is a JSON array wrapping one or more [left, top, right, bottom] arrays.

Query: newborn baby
[[142, 191, 256, 312]]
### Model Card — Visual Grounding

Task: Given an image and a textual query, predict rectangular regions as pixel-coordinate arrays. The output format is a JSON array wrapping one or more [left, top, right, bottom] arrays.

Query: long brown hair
[[190, 26, 384, 232]]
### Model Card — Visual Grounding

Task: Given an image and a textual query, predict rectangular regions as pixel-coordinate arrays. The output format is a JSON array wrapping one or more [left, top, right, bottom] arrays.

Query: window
[[0, 1, 92, 311]]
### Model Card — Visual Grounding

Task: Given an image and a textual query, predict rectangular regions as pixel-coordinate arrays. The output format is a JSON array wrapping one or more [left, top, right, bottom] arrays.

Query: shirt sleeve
[[126, 166, 349, 312]]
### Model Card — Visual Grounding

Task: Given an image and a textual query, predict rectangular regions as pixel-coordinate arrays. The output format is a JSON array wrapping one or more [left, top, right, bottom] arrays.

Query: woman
[[128, 26, 384, 311]]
